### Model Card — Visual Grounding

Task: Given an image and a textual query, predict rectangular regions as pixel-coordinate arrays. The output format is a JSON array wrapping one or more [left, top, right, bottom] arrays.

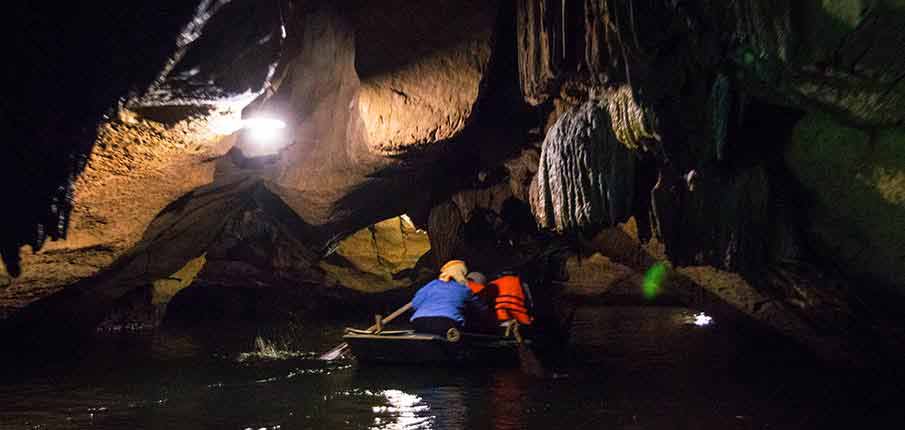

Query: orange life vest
[[467, 280, 485, 294], [490, 275, 532, 325]]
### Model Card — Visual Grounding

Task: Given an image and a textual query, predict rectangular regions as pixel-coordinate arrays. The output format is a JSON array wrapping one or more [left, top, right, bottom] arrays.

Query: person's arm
[[467, 291, 489, 313], [483, 282, 499, 302]]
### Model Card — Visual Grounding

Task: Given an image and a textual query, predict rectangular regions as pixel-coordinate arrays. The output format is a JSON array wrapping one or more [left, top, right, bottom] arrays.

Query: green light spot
[[743, 51, 755, 65], [642, 262, 667, 300]]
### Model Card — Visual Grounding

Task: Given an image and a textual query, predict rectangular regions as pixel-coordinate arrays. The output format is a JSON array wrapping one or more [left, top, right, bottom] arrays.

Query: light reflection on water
[[371, 389, 433, 429]]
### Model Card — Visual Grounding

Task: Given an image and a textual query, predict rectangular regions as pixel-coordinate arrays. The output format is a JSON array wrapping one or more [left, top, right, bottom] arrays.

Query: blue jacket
[[410, 279, 474, 324]]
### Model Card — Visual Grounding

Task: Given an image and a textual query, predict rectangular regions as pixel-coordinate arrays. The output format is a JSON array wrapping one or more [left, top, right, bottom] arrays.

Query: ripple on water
[[235, 336, 319, 363]]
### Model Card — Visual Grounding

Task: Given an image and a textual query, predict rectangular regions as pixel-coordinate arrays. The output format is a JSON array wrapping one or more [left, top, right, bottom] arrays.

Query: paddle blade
[[518, 344, 545, 378], [319, 342, 348, 361]]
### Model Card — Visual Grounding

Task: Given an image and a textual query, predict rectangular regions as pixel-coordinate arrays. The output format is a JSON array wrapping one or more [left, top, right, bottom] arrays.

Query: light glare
[[693, 312, 713, 326], [209, 117, 244, 135], [208, 117, 287, 138], [243, 117, 288, 148], [372, 389, 432, 429], [244, 117, 287, 131]]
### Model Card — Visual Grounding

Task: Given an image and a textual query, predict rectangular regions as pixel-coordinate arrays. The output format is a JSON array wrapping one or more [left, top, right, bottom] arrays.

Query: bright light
[[693, 312, 713, 326], [209, 116, 245, 135], [244, 117, 286, 142], [209, 116, 288, 139], [244, 117, 287, 131]]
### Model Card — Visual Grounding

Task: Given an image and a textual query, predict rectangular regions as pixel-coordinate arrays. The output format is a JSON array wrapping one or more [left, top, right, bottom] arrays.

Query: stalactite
[[604, 85, 659, 151], [530, 98, 636, 232], [710, 73, 730, 161]]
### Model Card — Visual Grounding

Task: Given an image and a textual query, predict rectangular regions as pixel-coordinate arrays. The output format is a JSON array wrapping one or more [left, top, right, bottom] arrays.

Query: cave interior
[[3, 0, 905, 378]]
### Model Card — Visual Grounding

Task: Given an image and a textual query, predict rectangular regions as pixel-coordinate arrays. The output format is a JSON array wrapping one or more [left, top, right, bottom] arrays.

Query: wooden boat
[[342, 329, 522, 366]]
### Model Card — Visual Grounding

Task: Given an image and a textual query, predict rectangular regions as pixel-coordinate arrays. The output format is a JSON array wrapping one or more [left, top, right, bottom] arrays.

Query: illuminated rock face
[[353, 0, 497, 155], [320, 216, 431, 293], [270, 1, 501, 229], [2, 0, 285, 282], [0, 112, 230, 317], [529, 99, 636, 232], [0, 1, 511, 330]]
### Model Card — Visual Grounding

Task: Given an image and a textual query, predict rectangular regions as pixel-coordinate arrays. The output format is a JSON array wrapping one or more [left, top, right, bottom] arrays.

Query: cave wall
[[265, 1, 503, 235], [787, 113, 905, 289], [349, 0, 497, 155], [1, 0, 292, 312], [511, 0, 905, 293], [1, 0, 516, 329], [2, 0, 209, 279], [2, 0, 904, 359]]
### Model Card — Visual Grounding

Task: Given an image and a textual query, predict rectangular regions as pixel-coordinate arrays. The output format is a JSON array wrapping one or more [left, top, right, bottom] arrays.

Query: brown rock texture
[[558, 253, 640, 299], [1, 177, 332, 335], [0, 110, 232, 318], [319, 216, 431, 293], [516, 0, 568, 105], [2, 0, 511, 322], [268, 2, 504, 234], [351, 0, 498, 155], [530, 99, 636, 232]]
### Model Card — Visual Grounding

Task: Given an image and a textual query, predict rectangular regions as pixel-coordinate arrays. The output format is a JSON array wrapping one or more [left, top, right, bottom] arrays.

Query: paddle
[[510, 321, 546, 378], [319, 302, 413, 360]]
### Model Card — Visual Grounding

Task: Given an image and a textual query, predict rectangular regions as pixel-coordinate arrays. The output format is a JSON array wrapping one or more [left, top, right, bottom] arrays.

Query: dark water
[[1, 306, 903, 429]]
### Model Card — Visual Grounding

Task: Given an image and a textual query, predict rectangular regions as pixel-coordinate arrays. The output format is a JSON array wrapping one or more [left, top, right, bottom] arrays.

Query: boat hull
[[343, 331, 521, 366]]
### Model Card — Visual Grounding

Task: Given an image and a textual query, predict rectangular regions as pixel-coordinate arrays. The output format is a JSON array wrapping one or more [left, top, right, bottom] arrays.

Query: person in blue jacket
[[410, 259, 476, 336]]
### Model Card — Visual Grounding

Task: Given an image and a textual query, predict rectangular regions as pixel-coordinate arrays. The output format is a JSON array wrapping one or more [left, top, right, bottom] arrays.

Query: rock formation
[[529, 98, 636, 232], [3, 0, 905, 364], [320, 216, 431, 293]]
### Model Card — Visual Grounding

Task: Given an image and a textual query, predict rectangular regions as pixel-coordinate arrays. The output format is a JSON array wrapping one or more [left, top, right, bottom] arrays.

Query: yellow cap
[[440, 260, 466, 272], [439, 260, 468, 284]]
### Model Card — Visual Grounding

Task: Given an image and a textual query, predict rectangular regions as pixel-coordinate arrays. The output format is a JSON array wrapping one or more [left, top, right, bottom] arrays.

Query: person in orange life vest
[[488, 271, 533, 326]]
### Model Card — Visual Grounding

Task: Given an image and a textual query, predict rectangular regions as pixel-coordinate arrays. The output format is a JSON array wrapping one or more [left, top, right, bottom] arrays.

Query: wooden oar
[[510, 321, 546, 378], [319, 302, 413, 360]]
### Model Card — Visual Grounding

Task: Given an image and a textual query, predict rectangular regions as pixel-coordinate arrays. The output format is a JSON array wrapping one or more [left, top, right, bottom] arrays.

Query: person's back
[[409, 260, 474, 336], [490, 273, 533, 326], [410, 278, 471, 324]]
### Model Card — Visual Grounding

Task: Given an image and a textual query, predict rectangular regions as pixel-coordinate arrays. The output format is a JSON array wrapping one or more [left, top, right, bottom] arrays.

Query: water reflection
[[5, 314, 897, 429], [369, 384, 472, 430], [371, 389, 432, 429], [488, 371, 528, 430]]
